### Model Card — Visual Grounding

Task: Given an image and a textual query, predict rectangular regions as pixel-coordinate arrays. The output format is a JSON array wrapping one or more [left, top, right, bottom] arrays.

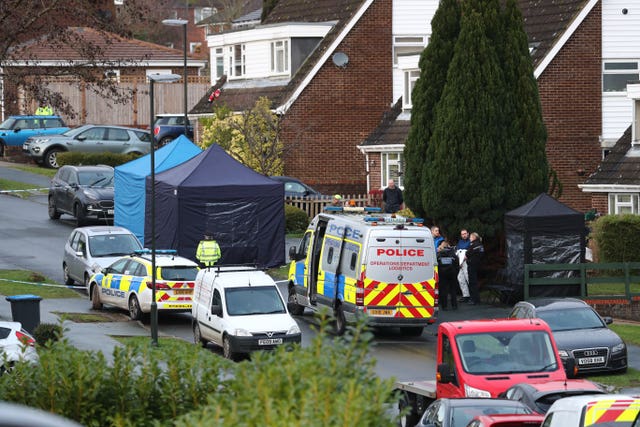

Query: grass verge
[[53, 312, 120, 323], [0, 269, 80, 298], [4, 163, 56, 178], [268, 264, 289, 281], [0, 178, 47, 196]]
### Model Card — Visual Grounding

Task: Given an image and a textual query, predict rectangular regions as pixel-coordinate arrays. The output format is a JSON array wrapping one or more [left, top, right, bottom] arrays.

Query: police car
[[88, 249, 199, 320]]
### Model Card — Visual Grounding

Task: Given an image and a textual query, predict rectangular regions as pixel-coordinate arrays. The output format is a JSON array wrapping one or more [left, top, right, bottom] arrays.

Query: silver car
[[23, 124, 151, 168], [63, 226, 142, 290]]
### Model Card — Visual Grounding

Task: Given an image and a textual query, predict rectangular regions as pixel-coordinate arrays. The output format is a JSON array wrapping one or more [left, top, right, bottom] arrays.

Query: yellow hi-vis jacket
[[35, 106, 53, 115], [196, 240, 221, 266]]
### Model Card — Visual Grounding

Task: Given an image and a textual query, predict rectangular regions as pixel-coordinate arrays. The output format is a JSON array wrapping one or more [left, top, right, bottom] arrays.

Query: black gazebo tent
[[504, 193, 585, 298]]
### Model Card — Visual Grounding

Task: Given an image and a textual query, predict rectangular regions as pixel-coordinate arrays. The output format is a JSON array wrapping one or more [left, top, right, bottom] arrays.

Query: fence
[[285, 194, 376, 218], [523, 262, 640, 301]]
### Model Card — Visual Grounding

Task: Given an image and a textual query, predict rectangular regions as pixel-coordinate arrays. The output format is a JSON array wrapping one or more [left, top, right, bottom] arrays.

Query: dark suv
[[154, 114, 194, 147], [48, 165, 115, 226], [0, 115, 69, 156]]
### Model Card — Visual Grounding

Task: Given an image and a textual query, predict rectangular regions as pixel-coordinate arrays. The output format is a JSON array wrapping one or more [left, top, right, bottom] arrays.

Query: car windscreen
[[450, 404, 531, 427], [224, 286, 286, 316], [456, 330, 558, 374], [78, 171, 114, 187], [537, 307, 605, 331], [89, 234, 141, 257], [0, 118, 16, 129], [160, 266, 199, 281]]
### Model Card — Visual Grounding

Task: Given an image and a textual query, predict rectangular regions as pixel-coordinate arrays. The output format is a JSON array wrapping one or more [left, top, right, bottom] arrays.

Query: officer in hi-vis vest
[[196, 234, 221, 268]]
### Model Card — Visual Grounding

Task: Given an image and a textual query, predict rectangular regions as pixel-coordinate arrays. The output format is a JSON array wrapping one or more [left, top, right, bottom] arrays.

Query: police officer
[[196, 234, 221, 268], [35, 105, 53, 115]]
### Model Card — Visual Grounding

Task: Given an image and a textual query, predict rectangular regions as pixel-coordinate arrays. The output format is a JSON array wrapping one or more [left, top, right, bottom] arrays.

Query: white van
[[192, 266, 302, 360]]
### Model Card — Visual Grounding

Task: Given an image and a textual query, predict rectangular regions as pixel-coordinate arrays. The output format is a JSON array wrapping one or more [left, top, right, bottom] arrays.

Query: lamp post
[[148, 72, 181, 346], [162, 18, 189, 135]]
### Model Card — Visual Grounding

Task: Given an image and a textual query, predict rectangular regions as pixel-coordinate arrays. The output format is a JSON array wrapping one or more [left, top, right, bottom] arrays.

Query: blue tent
[[146, 144, 285, 268], [114, 135, 201, 242]]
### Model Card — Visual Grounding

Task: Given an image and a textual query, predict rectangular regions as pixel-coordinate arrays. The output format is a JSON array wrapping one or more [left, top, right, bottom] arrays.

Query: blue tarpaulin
[[146, 144, 285, 269], [114, 135, 201, 243]]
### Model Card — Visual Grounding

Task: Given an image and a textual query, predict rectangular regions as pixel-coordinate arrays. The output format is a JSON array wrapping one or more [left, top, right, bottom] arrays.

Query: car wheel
[[74, 203, 87, 226], [91, 284, 102, 310], [63, 263, 74, 286], [222, 334, 237, 361], [398, 393, 420, 427], [48, 196, 61, 219], [0, 141, 5, 157], [287, 289, 305, 315], [159, 136, 173, 147], [400, 327, 424, 337], [44, 148, 62, 169], [334, 304, 347, 336], [128, 295, 142, 321], [193, 322, 207, 348]]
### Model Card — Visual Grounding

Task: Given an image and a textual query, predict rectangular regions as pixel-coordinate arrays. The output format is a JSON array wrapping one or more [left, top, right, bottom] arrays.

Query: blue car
[[153, 114, 194, 146], [0, 115, 69, 156]]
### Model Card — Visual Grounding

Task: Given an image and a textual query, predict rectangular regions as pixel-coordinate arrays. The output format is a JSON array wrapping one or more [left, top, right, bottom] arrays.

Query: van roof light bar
[[323, 206, 382, 213], [134, 249, 178, 255]]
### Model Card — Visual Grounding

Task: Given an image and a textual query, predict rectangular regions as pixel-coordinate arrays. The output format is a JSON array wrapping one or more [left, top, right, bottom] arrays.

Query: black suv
[[153, 114, 194, 147], [48, 165, 114, 226]]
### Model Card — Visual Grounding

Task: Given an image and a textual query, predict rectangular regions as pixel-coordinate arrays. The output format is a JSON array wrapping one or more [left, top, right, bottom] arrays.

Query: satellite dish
[[332, 52, 349, 69]]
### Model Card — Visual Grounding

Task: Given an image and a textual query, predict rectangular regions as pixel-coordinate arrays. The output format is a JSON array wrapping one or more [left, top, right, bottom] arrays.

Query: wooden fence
[[285, 194, 378, 218]]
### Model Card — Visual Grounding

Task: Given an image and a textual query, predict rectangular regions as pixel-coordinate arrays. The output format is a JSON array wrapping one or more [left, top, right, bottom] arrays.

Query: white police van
[[192, 266, 302, 360]]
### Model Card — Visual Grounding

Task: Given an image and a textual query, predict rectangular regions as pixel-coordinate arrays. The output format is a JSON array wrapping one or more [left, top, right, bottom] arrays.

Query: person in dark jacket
[[437, 241, 459, 310], [382, 179, 403, 213], [466, 232, 484, 305]]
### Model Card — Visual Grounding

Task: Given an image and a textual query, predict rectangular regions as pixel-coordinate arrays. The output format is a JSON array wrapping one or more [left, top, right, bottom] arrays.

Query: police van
[[287, 207, 438, 336], [192, 266, 302, 360]]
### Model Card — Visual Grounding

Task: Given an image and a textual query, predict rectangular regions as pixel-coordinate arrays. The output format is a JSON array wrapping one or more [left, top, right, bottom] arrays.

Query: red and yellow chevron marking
[[584, 399, 640, 426], [363, 277, 436, 318], [156, 291, 193, 302], [161, 281, 195, 289]]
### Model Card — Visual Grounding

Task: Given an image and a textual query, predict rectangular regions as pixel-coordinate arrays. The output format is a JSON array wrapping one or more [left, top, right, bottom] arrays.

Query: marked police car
[[89, 249, 199, 320]]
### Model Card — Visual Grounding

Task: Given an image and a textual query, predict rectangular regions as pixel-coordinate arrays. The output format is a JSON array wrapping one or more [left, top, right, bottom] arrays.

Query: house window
[[194, 7, 216, 24], [190, 42, 202, 54], [214, 48, 224, 80], [271, 40, 289, 74], [381, 152, 404, 188], [608, 193, 639, 214], [603, 61, 639, 92], [403, 70, 420, 109], [229, 44, 245, 77], [393, 36, 427, 65]]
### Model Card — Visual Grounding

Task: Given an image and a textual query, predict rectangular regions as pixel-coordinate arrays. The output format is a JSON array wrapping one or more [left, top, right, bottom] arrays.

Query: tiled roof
[[583, 126, 640, 186], [361, 99, 406, 147], [519, 0, 590, 68], [263, 0, 362, 24], [10, 27, 196, 63]]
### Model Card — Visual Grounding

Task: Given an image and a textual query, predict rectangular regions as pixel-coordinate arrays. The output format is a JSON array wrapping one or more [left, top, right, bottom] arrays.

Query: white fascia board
[[357, 143, 405, 153], [276, 0, 375, 114], [9, 60, 208, 67], [627, 83, 640, 100], [579, 184, 640, 192], [397, 54, 420, 70], [534, 0, 598, 79], [206, 22, 334, 47]]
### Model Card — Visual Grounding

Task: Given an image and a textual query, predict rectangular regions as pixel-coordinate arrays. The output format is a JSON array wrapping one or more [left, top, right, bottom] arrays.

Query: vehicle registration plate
[[173, 289, 192, 295], [368, 309, 395, 316], [258, 338, 283, 345], [578, 356, 605, 365], [108, 209, 114, 215]]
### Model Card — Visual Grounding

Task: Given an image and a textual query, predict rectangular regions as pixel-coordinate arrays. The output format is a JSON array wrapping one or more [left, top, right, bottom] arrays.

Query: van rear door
[[365, 231, 436, 319]]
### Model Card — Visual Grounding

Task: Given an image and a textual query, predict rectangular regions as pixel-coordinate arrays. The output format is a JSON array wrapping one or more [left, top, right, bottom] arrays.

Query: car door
[[72, 126, 107, 154], [100, 258, 131, 306], [103, 127, 130, 153], [68, 231, 88, 283], [209, 288, 224, 345], [60, 168, 79, 212]]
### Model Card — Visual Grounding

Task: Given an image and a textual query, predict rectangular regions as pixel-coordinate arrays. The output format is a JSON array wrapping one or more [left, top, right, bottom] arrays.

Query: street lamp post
[[148, 73, 181, 346], [162, 19, 189, 135]]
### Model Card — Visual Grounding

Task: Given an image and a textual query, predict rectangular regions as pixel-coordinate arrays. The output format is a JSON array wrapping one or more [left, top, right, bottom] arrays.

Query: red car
[[466, 413, 545, 427]]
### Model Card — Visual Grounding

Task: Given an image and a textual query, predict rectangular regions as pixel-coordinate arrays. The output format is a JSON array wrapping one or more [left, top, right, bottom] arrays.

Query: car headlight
[[612, 342, 626, 353], [287, 324, 301, 335], [464, 384, 491, 398], [233, 328, 252, 337], [558, 350, 569, 358]]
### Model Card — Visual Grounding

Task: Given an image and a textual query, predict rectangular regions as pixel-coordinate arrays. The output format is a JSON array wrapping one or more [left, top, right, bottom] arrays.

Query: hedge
[[591, 214, 640, 262], [56, 151, 143, 167]]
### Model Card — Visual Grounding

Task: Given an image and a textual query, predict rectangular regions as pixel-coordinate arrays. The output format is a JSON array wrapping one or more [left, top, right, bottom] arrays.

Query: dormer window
[[229, 44, 245, 78], [403, 70, 420, 109], [603, 61, 639, 92], [271, 40, 289, 74]]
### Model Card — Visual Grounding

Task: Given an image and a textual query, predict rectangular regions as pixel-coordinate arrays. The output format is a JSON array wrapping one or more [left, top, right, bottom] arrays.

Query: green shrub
[[56, 151, 143, 167], [592, 214, 640, 262], [32, 323, 63, 346], [285, 204, 309, 234], [396, 207, 416, 218]]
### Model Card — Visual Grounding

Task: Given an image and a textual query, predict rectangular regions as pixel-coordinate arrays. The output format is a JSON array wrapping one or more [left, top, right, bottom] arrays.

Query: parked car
[[509, 298, 627, 374], [23, 124, 151, 168], [269, 175, 328, 199], [499, 380, 605, 414], [465, 413, 545, 427], [153, 114, 194, 146], [63, 226, 142, 290], [48, 165, 115, 226], [0, 402, 83, 427], [0, 115, 68, 157], [417, 398, 533, 427], [542, 394, 640, 427], [89, 249, 199, 320], [0, 321, 38, 373]]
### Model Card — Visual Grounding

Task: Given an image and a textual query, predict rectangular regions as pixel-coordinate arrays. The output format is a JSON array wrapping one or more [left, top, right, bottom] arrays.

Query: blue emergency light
[[134, 249, 178, 255]]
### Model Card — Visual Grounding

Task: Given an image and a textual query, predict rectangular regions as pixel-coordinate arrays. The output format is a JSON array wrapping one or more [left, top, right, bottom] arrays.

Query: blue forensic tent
[[146, 144, 285, 268], [114, 135, 202, 242]]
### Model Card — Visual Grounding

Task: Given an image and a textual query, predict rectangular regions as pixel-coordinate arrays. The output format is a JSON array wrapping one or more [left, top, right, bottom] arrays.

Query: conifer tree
[[402, 0, 460, 217], [422, 2, 507, 238]]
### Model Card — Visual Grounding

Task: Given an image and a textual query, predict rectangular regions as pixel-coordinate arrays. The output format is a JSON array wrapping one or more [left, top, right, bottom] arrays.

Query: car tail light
[[356, 270, 365, 306], [154, 126, 160, 136], [16, 330, 35, 346], [146, 281, 170, 289]]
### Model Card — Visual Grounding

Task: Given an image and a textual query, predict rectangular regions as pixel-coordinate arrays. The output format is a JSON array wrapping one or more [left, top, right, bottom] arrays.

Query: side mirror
[[289, 246, 298, 261], [75, 250, 84, 257], [437, 363, 452, 384], [13, 128, 21, 133], [211, 304, 222, 317], [603, 316, 613, 325], [76, 135, 86, 141], [564, 357, 577, 379]]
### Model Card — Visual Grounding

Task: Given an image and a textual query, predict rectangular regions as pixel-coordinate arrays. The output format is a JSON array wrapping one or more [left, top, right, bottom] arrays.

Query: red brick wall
[[279, 0, 392, 195], [591, 193, 609, 215], [538, 3, 602, 213]]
